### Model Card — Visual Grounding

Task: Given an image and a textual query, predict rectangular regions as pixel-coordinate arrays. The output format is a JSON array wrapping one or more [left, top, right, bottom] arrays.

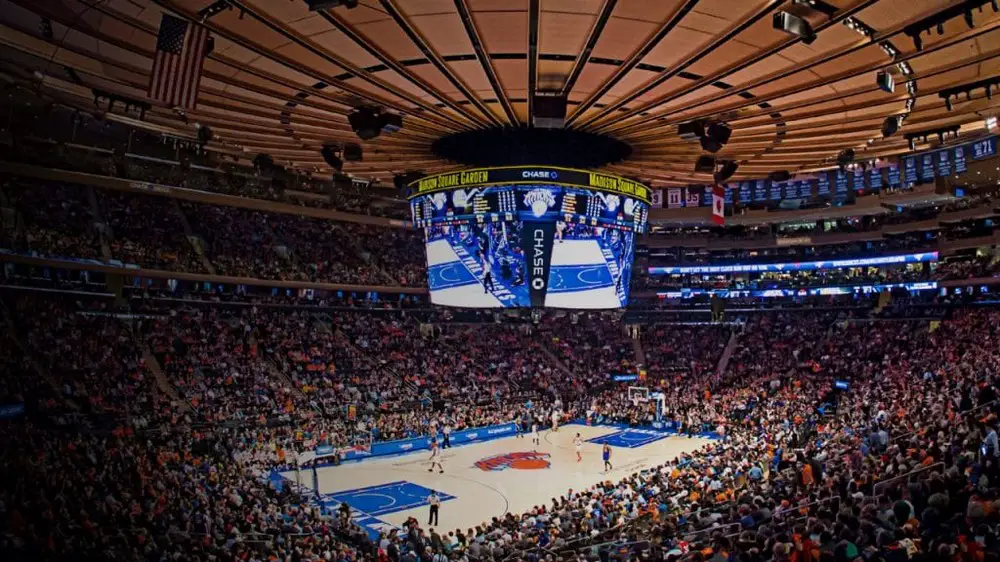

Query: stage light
[[774, 11, 816, 44]]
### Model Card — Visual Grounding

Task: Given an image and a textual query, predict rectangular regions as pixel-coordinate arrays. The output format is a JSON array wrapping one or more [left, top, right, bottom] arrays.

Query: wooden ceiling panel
[[1, 0, 995, 190]]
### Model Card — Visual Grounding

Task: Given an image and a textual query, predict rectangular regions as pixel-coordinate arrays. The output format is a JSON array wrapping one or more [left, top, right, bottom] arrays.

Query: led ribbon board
[[408, 166, 652, 204], [648, 251, 938, 275]]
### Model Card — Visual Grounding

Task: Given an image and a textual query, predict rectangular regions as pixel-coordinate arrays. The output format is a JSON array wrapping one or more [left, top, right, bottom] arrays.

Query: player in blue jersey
[[602, 443, 613, 473]]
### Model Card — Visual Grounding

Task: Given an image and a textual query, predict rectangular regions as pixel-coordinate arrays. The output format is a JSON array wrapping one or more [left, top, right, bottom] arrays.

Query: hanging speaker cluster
[[678, 120, 732, 154]]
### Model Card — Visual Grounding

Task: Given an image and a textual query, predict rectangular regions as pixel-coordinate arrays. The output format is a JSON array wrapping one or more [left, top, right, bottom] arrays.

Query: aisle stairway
[[714, 329, 740, 380], [631, 332, 646, 368], [141, 346, 191, 412], [172, 199, 217, 275]]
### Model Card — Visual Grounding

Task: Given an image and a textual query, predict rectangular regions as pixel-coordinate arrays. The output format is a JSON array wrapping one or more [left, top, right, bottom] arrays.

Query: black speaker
[[714, 160, 739, 184], [377, 112, 403, 134], [882, 116, 899, 137], [768, 170, 791, 182], [533, 92, 568, 129], [320, 145, 343, 171], [695, 155, 716, 173], [677, 120, 705, 141], [348, 107, 381, 140], [705, 121, 732, 145], [700, 136, 724, 154], [343, 143, 363, 162]]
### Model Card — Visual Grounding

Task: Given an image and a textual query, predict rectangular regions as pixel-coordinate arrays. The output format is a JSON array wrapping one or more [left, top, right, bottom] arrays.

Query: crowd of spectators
[[0, 180, 103, 260], [5, 291, 1000, 561], [99, 190, 206, 272]]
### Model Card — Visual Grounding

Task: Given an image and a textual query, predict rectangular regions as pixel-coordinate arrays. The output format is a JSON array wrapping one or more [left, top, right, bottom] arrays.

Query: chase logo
[[522, 170, 558, 180], [475, 451, 551, 471]]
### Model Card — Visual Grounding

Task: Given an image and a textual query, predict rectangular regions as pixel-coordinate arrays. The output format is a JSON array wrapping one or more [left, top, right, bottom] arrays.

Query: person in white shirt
[[531, 421, 540, 447], [481, 257, 495, 293], [573, 433, 583, 463], [427, 491, 441, 526]]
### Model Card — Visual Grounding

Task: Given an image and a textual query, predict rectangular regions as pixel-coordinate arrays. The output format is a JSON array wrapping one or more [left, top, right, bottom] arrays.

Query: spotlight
[[197, 0, 233, 21], [877, 71, 895, 94], [773, 11, 816, 44]]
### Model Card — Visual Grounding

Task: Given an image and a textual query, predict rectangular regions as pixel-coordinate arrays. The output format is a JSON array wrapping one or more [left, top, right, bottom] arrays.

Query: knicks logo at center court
[[475, 451, 551, 471]]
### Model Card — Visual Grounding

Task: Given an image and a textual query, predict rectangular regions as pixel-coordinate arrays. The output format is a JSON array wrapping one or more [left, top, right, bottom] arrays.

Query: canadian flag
[[711, 185, 725, 225]]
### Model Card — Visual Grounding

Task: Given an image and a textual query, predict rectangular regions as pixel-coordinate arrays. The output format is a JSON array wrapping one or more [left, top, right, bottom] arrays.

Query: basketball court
[[281, 424, 713, 538]]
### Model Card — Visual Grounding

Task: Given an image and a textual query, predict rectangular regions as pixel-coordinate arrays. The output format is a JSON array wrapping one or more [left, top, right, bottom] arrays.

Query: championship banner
[[522, 221, 556, 308]]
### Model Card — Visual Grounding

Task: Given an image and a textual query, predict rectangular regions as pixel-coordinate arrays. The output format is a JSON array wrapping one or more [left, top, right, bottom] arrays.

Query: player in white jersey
[[428, 438, 443, 473], [531, 421, 540, 447], [573, 433, 583, 462], [551, 409, 560, 432]]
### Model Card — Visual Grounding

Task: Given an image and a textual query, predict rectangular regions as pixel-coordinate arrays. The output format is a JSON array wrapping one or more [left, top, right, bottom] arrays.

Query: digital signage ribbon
[[408, 166, 652, 205], [648, 251, 938, 275]]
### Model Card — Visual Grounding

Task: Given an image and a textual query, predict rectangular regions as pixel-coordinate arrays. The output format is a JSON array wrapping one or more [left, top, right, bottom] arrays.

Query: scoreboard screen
[[409, 166, 650, 310]]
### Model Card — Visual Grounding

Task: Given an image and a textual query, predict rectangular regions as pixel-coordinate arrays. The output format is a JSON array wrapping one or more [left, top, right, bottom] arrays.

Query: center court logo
[[475, 451, 551, 471]]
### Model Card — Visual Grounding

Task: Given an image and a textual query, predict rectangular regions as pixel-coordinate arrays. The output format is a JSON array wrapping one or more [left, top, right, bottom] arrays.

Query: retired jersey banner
[[650, 189, 663, 208], [666, 188, 683, 208]]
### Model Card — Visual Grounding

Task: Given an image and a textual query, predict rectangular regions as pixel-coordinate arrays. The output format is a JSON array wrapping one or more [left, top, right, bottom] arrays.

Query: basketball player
[[428, 437, 443, 473], [602, 443, 613, 473], [551, 409, 560, 433], [532, 420, 540, 448], [555, 220, 566, 243], [574, 433, 583, 463]]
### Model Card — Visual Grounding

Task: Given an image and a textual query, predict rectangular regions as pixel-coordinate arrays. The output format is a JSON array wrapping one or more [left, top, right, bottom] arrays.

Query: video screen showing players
[[410, 169, 649, 309], [546, 223, 635, 309], [424, 222, 530, 308]]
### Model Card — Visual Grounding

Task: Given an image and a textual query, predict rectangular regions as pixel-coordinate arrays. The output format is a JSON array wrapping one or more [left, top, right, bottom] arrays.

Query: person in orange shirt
[[801, 463, 814, 487]]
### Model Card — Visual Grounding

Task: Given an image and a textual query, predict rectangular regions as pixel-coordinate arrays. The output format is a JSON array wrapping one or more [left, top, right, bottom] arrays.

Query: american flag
[[147, 14, 209, 110]]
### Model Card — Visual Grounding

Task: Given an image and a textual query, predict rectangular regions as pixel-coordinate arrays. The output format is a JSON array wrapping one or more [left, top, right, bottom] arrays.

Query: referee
[[427, 491, 441, 526]]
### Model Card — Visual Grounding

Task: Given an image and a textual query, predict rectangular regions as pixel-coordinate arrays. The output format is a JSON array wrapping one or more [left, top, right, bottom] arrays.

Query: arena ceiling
[[1, 0, 1000, 187]]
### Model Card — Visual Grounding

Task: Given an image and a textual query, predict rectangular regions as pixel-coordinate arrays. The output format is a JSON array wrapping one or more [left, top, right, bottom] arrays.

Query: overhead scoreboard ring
[[408, 166, 651, 309], [406, 165, 652, 205]]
